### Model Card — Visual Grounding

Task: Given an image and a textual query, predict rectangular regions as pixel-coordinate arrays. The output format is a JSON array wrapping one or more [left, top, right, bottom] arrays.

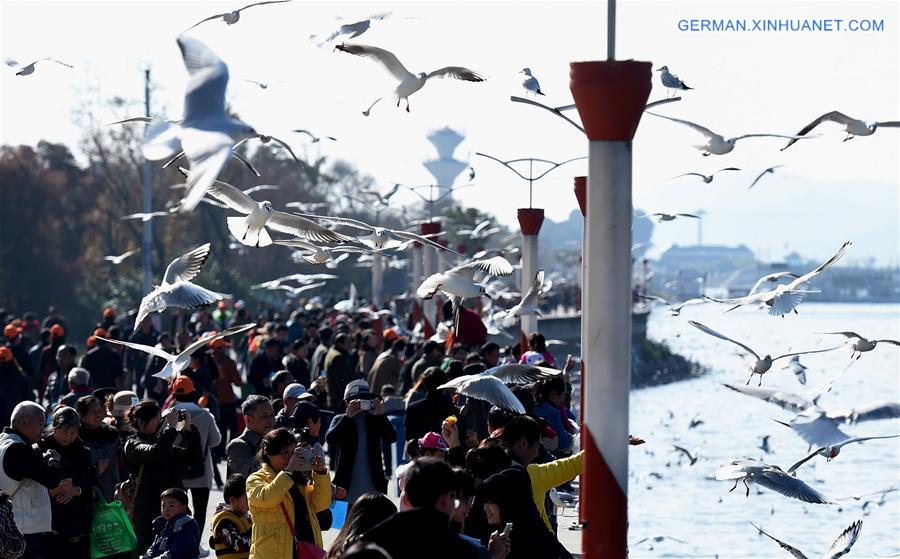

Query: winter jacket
[[226, 429, 263, 478], [325, 412, 396, 494], [532, 402, 577, 453], [527, 451, 583, 530], [361, 507, 478, 559], [404, 393, 459, 443], [79, 344, 124, 390], [366, 350, 401, 396], [172, 402, 222, 489], [209, 504, 252, 559], [141, 512, 200, 559], [323, 347, 354, 410], [37, 434, 96, 538], [0, 363, 33, 430], [79, 422, 121, 501], [0, 428, 61, 534], [246, 463, 331, 557]]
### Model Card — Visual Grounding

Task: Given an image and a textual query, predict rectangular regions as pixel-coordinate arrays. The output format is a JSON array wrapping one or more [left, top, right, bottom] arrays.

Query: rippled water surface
[[626, 303, 900, 558]]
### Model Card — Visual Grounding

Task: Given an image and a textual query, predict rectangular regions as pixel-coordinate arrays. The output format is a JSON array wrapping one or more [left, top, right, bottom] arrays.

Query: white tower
[[423, 127, 468, 201]]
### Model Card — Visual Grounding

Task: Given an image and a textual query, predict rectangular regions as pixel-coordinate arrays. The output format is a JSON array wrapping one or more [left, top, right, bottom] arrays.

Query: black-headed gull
[[291, 129, 337, 143], [750, 520, 862, 559], [184, 0, 292, 32], [333, 283, 358, 313], [672, 445, 699, 466], [520, 68, 544, 97], [177, 171, 354, 247], [437, 374, 525, 414], [121, 211, 173, 222], [275, 238, 369, 265], [705, 242, 851, 316], [134, 243, 226, 331], [647, 112, 815, 155], [655, 66, 692, 97], [669, 167, 741, 183], [820, 331, 900, 361], [715, 459, 835, 503], [747, 165, 784, 190], [651, 212, 699, 222], [498, 269, 544, 328], [99, 323, 256, 379], [418, 257, 513, 327], [689, 320, 842, 385], [782, 110, 900, 150], [782, 355, 808, 385], [319, 12, 392, 43], [636, 294, 706, 316], [5, 57, 72, 76], [103, 248, 140, 265], [142, 37, 257, 213], [335, 43, 485, 112], [787, 435, 900, 473], [292, 214, 458, 254]]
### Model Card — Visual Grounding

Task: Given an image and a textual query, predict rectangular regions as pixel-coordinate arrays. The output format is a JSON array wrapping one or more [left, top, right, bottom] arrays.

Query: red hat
[[3, 323, 22, 339], [102, 307, 116, 319], [418, 432, 449, 452], [93, 328, 108, 338], [50, 324, 65, 338], [382, 328, 399, 342], [173, 375, 195, 396], [0, 346, 13, 362]]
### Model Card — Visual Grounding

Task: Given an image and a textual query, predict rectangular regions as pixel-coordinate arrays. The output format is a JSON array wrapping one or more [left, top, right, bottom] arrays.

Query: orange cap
[[383, 328, 399, 342], [93, 328, 108, 338], [0, 346, 13, 362], [173, 375, 195, 395], [4, 324, 23, 339], [50, 324, 65, 337], [102, 307, 116, 319]]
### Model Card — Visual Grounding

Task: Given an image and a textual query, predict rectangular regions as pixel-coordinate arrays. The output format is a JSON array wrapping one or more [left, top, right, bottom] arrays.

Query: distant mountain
[[538, 209, 655, 258]]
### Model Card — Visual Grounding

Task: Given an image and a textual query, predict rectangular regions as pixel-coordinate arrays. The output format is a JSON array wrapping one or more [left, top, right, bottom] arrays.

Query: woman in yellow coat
[[247, 428, 332, 558]]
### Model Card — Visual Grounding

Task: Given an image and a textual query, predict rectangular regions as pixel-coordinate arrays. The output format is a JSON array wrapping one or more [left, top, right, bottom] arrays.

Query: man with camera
[[325, 380, 397, 502]]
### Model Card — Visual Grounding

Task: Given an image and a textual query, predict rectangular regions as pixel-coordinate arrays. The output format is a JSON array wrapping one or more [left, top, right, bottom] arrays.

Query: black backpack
[[175, 425, 206, 480]]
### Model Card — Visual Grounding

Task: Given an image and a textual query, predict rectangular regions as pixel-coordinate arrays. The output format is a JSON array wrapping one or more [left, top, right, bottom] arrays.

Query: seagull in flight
[[705, 242, 851, 316], [293, 214, 459, 254], [275, 238, 369, 265], [747, 165, 785, 190], [5, 57, 72, 76], [133, 244, 226, 331], [318, 12, 393, 43], [335, 43, 485, 112], [121, 211, 173, 222], [782, 110, 900, 150], [142, 37, 257, 213], [438, 374, 525, 414], [184, 0, 292, 32], [652, 212, 699, 222], [497, 270, 544, 328], [787, 435, 900, 473], [648, 112, 815, 155], [689, 320, 842, 385], [468, 167, 476, 181], [520, 68, 544, 97], [103, 248, 140, 265], [820, 331, 900, 361], [267, 281, 327, 298], [177, 170, 353, 247], [291, 129, 337, 143], [782, 355, 809, 385], [669, 167, 741, 183], [418, 256, 514, 326], [100, 323, 256, 379], [655, 66, 692, 98], [637, 294, 706, 316], [243, 79, 274, 89], [715, 459, 835, 503], [672, 445, 699, 466], [749, 520, 862, 559]]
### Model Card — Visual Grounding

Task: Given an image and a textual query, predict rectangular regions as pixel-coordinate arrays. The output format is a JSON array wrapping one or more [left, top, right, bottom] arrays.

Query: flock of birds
[[6, 1, 900, 557]]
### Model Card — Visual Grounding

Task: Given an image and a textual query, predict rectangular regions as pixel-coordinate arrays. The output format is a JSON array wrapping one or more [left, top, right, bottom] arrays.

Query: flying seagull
[[647, 112, 815, 155], [520, 68, 544, 96], [267, 281, 327, 298], [705, 242, 851, 316], [672, 445, 699, 466], [656, 66, 692, 97], [715, 459, 835, 503], [747, 165, 785, 190], [292, 214, 459, 254], [689, 320, 842, 385], [787, 435, 900, 473], [319, 12, 393, 43], [438, 374, 526, 414], [652, 212, 699, 222], [749, 519, 862, 559], [176, 169, 354, 247], [636, 294, 706, 316], [782, 355, 809, 385], [335, 43, 485, 112], [5, 57, 73, 76], [243, 79, 273, 89], [291, 129, 337, 143], [669, 167, 741, 183], [184, 0, 292, 32], [820, 331, 900, 361], [99, 323, 256, 379], [498, 269, 544, 328], [121, 211, 173, 222], [133, 244, 226, 332], [103, 248, 140, 265], [782, 110, 900, 150], [142, 37, 257, 213], [274, 239, 369, 265], [468, 167, 476, 181]]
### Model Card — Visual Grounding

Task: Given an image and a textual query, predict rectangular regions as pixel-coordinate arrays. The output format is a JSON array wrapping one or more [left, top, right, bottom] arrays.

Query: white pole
[[410, 246, 422, 296], [520, 233, 539, 336], [422, 246, 436, 332], [142, 68, 153, 297], [372, 252, 383, 308]]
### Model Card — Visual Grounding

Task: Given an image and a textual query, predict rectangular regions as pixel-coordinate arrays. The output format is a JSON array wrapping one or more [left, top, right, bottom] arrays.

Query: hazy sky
[[1, 0, 898, 265]]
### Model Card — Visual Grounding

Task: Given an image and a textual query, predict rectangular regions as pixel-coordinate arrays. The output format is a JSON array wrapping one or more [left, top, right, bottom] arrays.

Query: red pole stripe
[[582, 424, 627, 558]]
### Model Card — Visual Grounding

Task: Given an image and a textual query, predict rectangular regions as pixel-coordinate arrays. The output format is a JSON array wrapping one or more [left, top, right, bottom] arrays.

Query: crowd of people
[[0, 298, 583, 559]]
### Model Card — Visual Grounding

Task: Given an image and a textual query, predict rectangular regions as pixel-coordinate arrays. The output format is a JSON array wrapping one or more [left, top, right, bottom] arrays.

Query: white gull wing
[[748, 272, 800, 295], [162, 282, 225, 308], [178, 36, 228, 123], [158, 322, 257, 378], [688, 320, 760, 360], [722, 384, 815, 413], [784, 241, 852, 291], [453, 375, 525, 414], [142, 120, 183, 161], [416, 272, 444, 298], [293, 213, 375, 233], [177, 129, 234, 212], [756, 468, 836, 504], [335, 43, 412, 81], [94, 336, 174, 363], [453, 256, 514, 278], [820, 520, 863, 559], [205, 177, 260, 214], [788, 435, 900, 473], [827, 401, 900, 424], [162, 243, 212, 285], [748, 522, 809, 559], [267, 211, 356, 244], [782, 416, 852, 448], [425, 66, 486, 82], [646, 112, 719, 140], [771, 345, 844, 363], [782, 111, 861, 151], [485, 363, 562, 385], [390, 229, 461, 254]]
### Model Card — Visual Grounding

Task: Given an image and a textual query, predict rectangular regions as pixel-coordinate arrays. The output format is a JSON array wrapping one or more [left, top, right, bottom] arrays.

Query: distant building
[[423, 127, 467, 204], [657, 244, 755, 275]]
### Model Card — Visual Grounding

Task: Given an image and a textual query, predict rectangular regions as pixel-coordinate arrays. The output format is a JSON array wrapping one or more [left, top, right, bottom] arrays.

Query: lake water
[[626, 303, 900, 558]]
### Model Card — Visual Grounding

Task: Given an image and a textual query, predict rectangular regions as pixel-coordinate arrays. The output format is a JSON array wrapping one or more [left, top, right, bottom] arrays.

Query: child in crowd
[[209, 474, 252, 559], [141, 488, 201, 559]]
